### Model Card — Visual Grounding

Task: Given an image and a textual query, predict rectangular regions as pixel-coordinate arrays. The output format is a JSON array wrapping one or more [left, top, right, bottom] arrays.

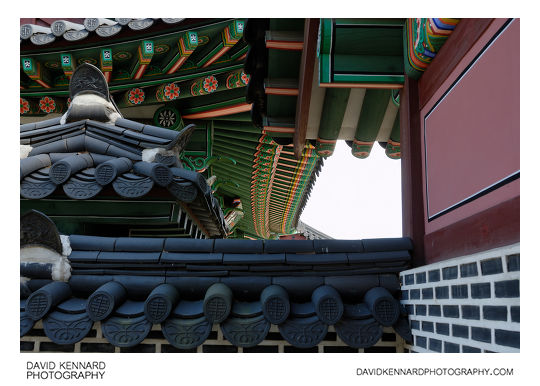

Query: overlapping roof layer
[[20, 18, 328, 239], [21, 216, 413, 350]]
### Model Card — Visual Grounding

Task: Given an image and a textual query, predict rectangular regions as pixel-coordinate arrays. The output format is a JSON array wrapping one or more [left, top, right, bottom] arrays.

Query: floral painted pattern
[[154, 44, 170, 54], [77, 57, 97, 65], [20, 98, 30, 115], [113, 51, 132, 62], [241, 72, 250, 85], [39, 96, 56, 114], [164, 83, 180, 100], [128, 88, 145, 105], [44, 61, 60, 69], [203, 76, 218, 93]]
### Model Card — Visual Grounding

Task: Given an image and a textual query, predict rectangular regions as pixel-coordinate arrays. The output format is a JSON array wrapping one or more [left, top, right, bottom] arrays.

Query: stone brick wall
[[21, 324, 405, 353], [400, 243, 520, 352]]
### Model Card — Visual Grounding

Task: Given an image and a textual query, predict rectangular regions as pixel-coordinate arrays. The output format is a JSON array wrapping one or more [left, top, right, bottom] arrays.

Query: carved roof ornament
[[20, 210, 62, 254], [69, 63, 109, 100], [64, 63, 122, 123]]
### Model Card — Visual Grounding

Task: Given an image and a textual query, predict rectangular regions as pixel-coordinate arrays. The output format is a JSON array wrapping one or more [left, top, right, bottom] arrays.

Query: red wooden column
[[400, 76, 425, 267]]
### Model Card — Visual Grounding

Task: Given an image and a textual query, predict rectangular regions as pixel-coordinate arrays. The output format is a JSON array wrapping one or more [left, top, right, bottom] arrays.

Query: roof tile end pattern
[[21, 95, 227, 237], [21, 234, 413, 350], [21, 18, 184, 45]]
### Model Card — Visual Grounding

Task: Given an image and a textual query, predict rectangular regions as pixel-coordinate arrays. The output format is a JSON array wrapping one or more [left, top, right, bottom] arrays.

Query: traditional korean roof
[[295, 220, 333, 240], [243, 18, 459, 159], [20, 18, 323, 239], [20, 18, 249, 119], [21, 212, 413, 350], [20, 63, 227, 238], [20, 19, 187, 46], [210, 122, 323, 238], [21, 17, 460, 239]]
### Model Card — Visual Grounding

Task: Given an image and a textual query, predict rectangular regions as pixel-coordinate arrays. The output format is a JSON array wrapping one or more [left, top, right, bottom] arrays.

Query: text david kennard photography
[[26, 361, 106, 380]]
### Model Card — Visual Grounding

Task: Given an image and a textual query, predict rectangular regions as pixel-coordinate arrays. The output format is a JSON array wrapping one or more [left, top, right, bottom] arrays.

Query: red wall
[[401, 18, 520, 265], [421, 18, 520, 234]]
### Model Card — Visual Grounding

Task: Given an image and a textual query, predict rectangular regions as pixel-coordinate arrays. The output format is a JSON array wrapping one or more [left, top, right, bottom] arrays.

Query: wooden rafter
[[130, 40, 154, 80], [21, 57, 51, 89], [164, 31, 199, 74], [293, 19, 319, 159]]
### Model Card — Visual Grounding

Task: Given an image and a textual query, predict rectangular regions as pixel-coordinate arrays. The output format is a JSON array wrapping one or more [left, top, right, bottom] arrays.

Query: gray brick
[[462, 345, 481, 353], [404, 274, 414, 285], [428, 304, 441, 317], [507, 254, 520, 272], [442, 266, 458, 280], [429, 338, 442, 352], [422, 287, 433, 299], [435, 286, 449, 299], [481, 257, 503, 275], [483, 306, 507, 321], [443, 305, 459, 318], [494, 329, 519, 349], [444, 342, 460, 353], [410, 320, 420, 330], [416, 272, 426, 284], [452, 324, 469, 338], [415, 304, 426, 316], [471, 327, 491, 343], [415, 335, 427, 348], [452, 284, 468, 299], [471, 282, 491, 299], [422, 321, 434, 332], [510, 306, 520, 323], [428, 269, 440, 282], [436, 323, 450, 336], [461, 305, 480, 320], [495, 280, 519, 298], [460, 263, 478, 277], [410, 289, 420, 299]]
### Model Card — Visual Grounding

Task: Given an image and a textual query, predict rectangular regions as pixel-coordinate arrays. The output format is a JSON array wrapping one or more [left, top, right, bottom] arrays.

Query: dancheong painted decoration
[[20, 17, 461, 241], [19, 17, 485, 355]]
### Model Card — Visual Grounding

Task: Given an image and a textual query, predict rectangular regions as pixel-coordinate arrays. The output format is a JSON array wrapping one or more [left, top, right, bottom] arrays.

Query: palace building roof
[[21, 211, 412, 350]]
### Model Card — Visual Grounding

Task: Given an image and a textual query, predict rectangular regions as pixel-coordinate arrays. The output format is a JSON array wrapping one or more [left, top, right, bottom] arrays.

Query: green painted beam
[[315, 88, 350, 157], [21, 198, 175, 218], [213, 130, 261, 143], [213, 121, 263, 133], [352, 88, 391, 158], [385, 113, 401, 159], [214, 135, 258, 152], [212, 147, 254, 164], [20, 64, 246, 97], [213, 142, 256, 157]]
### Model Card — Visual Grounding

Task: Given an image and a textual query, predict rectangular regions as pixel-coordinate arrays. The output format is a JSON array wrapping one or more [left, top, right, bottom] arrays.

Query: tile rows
[[399, 244, 520, 353]]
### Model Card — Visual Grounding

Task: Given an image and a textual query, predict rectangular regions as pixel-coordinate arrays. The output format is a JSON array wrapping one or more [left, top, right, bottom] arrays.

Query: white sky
[[300, 140, 402, 239]]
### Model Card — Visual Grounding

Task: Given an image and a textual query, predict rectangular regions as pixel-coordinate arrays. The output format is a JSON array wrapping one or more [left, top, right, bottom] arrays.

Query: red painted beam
[[424, 196, 519, 264], [293, 18, 319, 159], [400, 76, 426, 267]]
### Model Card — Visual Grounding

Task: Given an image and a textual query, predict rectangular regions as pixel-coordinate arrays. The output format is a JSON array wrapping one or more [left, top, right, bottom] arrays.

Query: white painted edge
[[338, 88, 366, 140], [376, 96, 399, 142]]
